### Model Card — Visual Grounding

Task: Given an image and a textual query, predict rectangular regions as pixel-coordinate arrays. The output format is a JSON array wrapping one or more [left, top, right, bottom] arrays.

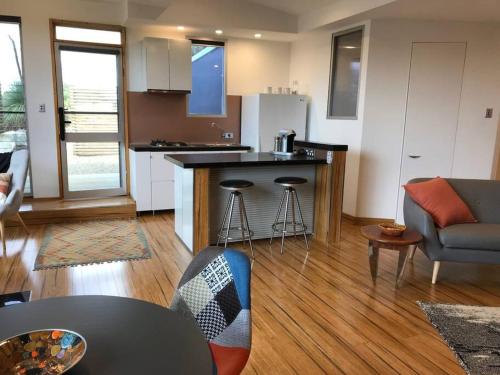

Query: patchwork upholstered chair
[[171, 247, 251, 375]]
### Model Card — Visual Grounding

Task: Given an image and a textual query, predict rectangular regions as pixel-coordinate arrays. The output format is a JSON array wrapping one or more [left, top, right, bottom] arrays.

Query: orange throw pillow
[[403, 177, 477, 228]]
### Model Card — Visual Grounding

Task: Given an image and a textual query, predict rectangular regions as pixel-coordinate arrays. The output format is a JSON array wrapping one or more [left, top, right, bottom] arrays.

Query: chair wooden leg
[[368, 242, 379, 284], [17, 212, 29, 235], [408, 245, 417, 260], [0, 220, 6, 255], [432, 261, 441, 284]]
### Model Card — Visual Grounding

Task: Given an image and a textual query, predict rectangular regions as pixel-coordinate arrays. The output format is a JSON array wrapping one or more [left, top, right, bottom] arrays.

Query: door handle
[[58, 107, 71, 141], [408, 155, 421, 159]]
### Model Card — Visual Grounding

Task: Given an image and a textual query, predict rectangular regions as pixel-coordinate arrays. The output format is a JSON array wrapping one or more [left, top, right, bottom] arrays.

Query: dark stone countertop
[[164, 152, 329, 169], [294, 140, 348, 151], [129, 143, 251, 152]]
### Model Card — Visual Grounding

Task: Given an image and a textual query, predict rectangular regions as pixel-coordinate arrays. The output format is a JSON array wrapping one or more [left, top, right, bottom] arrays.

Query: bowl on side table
[[378, 223, 406, 237]]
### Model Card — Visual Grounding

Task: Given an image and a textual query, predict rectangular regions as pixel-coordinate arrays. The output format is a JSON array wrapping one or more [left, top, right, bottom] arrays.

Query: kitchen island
[[165, 142, 347, 254]]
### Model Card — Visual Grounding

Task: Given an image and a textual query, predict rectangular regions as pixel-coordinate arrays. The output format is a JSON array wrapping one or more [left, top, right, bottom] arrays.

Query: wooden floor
[[1, 212, 500, 374]]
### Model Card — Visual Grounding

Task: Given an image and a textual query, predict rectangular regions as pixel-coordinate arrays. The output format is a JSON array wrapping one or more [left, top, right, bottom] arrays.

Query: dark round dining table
[[0, 295, 213, 374]]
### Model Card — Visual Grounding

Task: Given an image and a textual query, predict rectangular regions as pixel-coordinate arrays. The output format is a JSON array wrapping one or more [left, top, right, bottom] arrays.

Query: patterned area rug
[[34, 220, 151, 270], [419, 302, 500, 375]]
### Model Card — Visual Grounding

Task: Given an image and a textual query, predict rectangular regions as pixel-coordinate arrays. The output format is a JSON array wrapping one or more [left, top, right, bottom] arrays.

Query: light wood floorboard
[[1, 212, 500, 374]]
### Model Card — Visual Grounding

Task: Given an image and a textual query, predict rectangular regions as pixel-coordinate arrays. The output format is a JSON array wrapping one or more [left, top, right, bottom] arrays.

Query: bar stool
[[270, 177, 309, 254], [216, 179, 255, 258]]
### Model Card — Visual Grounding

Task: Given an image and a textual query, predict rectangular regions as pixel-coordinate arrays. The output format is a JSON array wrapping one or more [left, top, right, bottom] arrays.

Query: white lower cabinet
[[152, 180, 175, 210], [129, 150, 152, 212], [129, 150, 175, 212], [130, 149, 248, 212], [151, 152, 175, 182]]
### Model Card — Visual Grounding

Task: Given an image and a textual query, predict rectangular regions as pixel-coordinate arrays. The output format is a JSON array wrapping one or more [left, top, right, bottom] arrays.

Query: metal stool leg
[[239, 194, 254, 259], [224, 193, 236, 248], [293, 189, 309, 250], [217, 192, 233, 246], [270, 189, 287, 245], [280, 189, 291, 255], [238, 194, 246, 246], [291, 188, 297, 238]]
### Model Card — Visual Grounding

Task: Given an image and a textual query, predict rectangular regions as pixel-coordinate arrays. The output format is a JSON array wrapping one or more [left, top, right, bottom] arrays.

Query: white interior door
[[396, 42, 466, 222]]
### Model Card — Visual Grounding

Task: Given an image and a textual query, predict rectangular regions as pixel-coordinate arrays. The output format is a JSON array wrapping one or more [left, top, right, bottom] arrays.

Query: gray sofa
[[0, 149, 30, 253], [404, 178, 500, 284]]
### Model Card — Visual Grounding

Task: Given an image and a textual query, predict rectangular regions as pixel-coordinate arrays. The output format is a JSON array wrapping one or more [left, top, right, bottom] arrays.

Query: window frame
[[187, 39, 227, 118], [326, 26, 364, 120], [49, 19, 128, 199], [0, 15, 33, 195], [50, 19, 124, 46]]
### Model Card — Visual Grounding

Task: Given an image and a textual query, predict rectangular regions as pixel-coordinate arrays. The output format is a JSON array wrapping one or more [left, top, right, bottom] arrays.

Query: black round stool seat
[[220, 179, 254, 191], [274, 176, 307, 186]]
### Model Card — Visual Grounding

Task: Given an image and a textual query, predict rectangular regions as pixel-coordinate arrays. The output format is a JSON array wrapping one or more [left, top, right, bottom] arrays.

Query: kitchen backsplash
[[127, 92, 241, 143]]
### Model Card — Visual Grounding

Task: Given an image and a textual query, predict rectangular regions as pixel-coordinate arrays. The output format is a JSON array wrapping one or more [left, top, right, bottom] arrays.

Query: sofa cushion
[[0, 172, 11, 204], [404, 177, 477, 228], [438, 224, 500, 251]]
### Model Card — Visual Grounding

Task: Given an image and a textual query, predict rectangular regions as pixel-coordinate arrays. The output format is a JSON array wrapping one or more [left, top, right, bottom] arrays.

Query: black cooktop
[[150, 139, 188, 147]]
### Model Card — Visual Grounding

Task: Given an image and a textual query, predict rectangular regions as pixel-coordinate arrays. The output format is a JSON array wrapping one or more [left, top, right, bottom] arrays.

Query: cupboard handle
[[408, 155, 421, 159]]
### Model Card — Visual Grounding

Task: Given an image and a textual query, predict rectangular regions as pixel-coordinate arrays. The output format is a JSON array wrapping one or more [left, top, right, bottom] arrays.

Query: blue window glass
[[188, 44, 225, 116]]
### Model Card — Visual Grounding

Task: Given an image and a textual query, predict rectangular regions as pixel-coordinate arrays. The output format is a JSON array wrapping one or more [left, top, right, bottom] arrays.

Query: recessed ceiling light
[[342, 46, 358, 49], [215, 29, 223, 35], [254, 33, 262, 39], [177, 26, 185, 31]]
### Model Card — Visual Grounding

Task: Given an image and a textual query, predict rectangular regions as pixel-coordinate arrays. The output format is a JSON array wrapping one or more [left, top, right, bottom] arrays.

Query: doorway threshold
[[13, 196, 136, 225]]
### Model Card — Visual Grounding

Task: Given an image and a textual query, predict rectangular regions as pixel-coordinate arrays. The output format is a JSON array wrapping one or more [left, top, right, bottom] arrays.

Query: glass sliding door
[[54, 44, 125, 198], [0, 16, 31, 193]]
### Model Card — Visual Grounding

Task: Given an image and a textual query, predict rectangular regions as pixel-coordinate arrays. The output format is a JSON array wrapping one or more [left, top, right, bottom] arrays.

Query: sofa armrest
[[403, 193, 443, 260], [0, 189, 21, 219]]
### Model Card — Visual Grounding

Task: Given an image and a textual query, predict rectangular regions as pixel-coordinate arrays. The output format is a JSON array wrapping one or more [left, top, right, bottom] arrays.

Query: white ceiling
[[246, 0, 335, 16], [86, 0, 500, 41], [89, 0, 337, 16], [88, 0, 500, 22], [322, 0, 500, 30], [372, 0, 500, 23]]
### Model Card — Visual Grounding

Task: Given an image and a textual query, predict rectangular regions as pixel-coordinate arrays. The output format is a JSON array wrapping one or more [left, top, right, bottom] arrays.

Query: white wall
[[127, 26, 291, 95], [226, 38, 290, 95], [289, 21, 371, 216], [357, 19, 500, 219], [0, 0, 124, 197]]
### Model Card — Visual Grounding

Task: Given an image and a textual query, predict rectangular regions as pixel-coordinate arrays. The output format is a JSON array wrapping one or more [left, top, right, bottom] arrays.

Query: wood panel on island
[[165, 141, 348, 255]]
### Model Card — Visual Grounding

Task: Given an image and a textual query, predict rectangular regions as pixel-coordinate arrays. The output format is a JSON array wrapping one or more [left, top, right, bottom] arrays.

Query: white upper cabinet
[[141, 37, 192, 92], [168, 39, 192, 92]]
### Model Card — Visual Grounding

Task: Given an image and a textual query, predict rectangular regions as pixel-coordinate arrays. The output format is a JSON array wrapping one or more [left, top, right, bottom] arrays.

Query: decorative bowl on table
[[0, 329, 86, 375], [378, 223, 406, 237]]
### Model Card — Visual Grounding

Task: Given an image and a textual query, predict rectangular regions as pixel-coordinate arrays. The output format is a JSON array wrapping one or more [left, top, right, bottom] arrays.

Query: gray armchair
[[404, 178, 500, 284], [0, 149, 30, 253]]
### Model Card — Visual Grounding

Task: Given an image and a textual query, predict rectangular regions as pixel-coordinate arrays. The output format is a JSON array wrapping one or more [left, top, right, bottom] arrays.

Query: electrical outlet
[[222, 132, 234, 139], [485, 108, 493, 118], [39, 104, 46, 113]]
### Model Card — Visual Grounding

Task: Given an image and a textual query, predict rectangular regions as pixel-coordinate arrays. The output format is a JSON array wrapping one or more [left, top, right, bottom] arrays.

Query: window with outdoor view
[[327, 28, 363, 119], [188, 41, 226, 116], [0, 16, 30, 193]]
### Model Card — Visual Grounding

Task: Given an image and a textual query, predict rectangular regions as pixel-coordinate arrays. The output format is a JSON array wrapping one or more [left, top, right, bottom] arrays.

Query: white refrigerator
[[241, 94, 307, 152]]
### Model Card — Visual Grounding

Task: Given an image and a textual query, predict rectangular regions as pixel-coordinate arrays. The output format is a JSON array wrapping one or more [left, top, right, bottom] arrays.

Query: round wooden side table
[[360, 225, 422, 288]]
